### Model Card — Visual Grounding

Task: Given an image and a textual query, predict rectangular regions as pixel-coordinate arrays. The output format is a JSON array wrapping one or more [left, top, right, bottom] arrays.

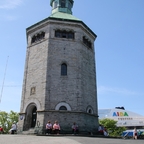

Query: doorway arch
[[31, 106, 37, 128], [23, 103, 37, 130]]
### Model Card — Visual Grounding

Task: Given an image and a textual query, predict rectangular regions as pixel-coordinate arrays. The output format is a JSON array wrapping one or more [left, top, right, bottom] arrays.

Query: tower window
[[88, 109, 92, 114], [86, 106, 94, 114], [59, 106, 67, 110], [61, 63, 67, 76], [61, 0, 66, 8], [68, 32, 74, 39], [53, 1, 58, 9], [62, 31, 67, 38], [31, 32, 45, 44], [55, 30, 74, 39], [83, 36, 92, 49], [68, 2, 72, 10]]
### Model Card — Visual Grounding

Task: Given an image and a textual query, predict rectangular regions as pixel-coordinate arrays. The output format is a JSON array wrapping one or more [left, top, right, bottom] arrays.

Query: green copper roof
[[49, 12, 81, 21], [50, 0, 74, 14], [26, 0, 96, 38]]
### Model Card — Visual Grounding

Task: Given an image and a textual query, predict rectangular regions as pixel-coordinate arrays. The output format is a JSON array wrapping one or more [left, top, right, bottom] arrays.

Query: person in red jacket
[[0, 126, 4, 134]]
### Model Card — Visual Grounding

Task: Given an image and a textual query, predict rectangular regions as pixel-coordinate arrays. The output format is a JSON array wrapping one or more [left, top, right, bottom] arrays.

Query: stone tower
[[19, 0, 98, 134]]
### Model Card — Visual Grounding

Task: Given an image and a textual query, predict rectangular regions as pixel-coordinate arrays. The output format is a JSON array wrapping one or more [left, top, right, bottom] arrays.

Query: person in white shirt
[[9, 121, 17, 134], [45, 121, 53, 135], [72, 122, 79, 135]]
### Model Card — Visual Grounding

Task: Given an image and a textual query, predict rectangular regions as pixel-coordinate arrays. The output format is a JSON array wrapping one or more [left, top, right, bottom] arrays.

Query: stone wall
[[19, 18, 98, 133]]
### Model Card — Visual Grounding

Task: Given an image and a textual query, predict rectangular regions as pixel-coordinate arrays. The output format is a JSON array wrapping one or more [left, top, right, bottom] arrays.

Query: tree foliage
[[0, 111, 19, 134], [99, 118, 126, 137]]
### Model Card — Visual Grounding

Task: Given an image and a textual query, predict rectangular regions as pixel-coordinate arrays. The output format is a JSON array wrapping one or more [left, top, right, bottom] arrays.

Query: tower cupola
[[50, 0, 74, 15]]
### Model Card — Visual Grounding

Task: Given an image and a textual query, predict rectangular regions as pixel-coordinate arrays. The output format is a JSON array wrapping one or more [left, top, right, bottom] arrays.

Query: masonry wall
[[43, 111, 98, 133], [45, 20, 98, 113], [19, 18, 98, 133]]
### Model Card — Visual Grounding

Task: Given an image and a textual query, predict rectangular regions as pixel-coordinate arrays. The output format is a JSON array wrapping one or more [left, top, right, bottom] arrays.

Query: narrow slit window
[[61, 63, 67, 76]]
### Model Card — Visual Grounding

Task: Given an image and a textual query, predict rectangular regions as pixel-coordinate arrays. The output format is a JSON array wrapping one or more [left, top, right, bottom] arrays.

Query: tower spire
[[50, 0, 74, 15]]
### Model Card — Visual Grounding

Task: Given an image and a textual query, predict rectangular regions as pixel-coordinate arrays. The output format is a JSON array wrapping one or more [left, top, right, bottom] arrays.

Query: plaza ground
[[0, 135, 144, 144]]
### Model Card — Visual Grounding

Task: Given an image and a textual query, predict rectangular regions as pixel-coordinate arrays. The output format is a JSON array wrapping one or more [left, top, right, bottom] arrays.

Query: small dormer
[[50, 0, 74, 15]]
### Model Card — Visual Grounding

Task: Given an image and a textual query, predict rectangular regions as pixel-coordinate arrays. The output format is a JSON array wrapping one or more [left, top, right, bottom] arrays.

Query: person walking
[[133, 127, 137, 139]]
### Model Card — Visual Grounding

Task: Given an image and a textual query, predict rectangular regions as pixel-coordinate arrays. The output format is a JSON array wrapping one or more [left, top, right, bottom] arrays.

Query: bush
[[0, 111, 18, 134], [99, 118, 126, 137]]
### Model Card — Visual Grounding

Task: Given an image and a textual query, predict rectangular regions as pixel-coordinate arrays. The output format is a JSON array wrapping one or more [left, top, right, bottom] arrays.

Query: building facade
[[19, 0, 98, 134], [99, 107, 144, 128]]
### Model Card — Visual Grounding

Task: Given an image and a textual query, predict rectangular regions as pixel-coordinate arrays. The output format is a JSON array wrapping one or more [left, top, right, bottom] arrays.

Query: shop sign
[[113, 112, 128, 117]]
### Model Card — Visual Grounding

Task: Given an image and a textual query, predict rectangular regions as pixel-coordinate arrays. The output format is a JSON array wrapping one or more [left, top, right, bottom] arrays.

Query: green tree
[[99, 118, 126, 137], [0, 111, 19, 134]]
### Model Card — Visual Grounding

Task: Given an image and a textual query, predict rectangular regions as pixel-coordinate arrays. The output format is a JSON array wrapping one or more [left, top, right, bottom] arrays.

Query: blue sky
[[0, 0, 144, 115]]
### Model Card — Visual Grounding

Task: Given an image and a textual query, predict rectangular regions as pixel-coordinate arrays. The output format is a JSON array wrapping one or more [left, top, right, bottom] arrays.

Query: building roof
[[49, 11, 81, 21], [50, 0, 74, 6], [26, 14, 97, 38], [26, 0, 97, 38]]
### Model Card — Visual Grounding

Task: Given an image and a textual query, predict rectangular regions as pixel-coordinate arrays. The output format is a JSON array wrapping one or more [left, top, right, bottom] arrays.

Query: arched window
[[86, 106, 94, 114], [59, 106, 67, 110], [88, 109, 92, 114], [55, 102, 71, 111], [31, 32, 45, 44], [83, 36, 92, 49], [61, 63, 67, 76]]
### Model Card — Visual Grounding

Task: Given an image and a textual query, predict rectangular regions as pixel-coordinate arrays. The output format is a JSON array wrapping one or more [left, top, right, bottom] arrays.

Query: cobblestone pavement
[[0, 135, 144, 144]]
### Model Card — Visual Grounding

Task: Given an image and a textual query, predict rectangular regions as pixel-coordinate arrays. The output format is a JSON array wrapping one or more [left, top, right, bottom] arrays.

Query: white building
[[98, 107, 144, 128]]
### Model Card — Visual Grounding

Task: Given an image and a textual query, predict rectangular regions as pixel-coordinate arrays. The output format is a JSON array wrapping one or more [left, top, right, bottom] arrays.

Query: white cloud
[[97, 86, 138, 96], [0, 0, 23, 9], [0, 14, 17, 21]]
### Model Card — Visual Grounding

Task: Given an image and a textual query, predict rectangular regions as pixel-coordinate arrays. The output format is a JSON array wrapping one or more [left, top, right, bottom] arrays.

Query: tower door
[[31, 107, 37, 128]]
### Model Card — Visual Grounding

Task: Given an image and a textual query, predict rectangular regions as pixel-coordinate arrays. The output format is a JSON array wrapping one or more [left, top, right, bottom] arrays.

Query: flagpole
[[0, 56, 9, 103]]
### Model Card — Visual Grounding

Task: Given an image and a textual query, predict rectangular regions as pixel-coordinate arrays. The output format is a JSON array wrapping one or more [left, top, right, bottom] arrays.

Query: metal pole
[[0, 56, 9, 103]]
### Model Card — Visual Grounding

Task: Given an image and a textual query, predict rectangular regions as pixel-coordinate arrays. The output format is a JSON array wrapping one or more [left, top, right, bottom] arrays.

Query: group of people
[[98, 124, 109, 136], [45, 121, 60, 135], [99, 125, 141, 139], [45, 121, 79, 135], [0, 121, 17, 134]]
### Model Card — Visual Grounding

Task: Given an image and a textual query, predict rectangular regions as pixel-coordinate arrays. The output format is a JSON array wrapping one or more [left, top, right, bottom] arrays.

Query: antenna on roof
[[0, 56, 9, 103]]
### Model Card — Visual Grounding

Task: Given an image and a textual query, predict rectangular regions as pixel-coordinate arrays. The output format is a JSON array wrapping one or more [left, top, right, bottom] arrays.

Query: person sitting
[[0, 126, 4, 134], [45, 121, 52, 135], [98, 124, 104, 135], [72, 122, 79, 135], [9, 121, 17, 134], [53, 121, 60, 135], [103, 127, 109, 136]]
